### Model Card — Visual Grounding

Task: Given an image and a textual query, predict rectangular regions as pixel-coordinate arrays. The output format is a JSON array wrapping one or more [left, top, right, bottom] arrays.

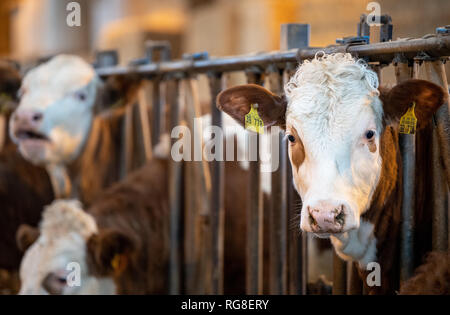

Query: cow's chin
[[19, 137, 84, 166], [18, 139, 52, 165]]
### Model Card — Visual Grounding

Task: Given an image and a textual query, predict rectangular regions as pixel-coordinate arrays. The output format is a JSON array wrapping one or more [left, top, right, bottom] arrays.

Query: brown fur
[[223, 159, 272, 294], [399, 251, 450, 295], [85, 159, 170, 294], [287, 125, 305, 169], [360, 81, 445, 294]]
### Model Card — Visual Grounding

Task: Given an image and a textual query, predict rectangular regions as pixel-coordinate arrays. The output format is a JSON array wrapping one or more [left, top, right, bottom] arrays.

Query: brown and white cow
[[216, 53, 446, 293], [17, 158, 170, 294], [16, 156, 259, 295], [9, 54, 141, 203], [1, 55, 140, 294]]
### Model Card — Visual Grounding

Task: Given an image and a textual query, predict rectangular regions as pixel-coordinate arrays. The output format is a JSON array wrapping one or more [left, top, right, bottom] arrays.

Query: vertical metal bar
[[267, 66, 287, 294], [245, 69, 264, 295], [119, 103, 134, 179], [396, 60, 415, 282], [280, 23, 310, 296], [168, 78, 183, 294], [137, 83, 153, 162], [208, 71, 225, 294], [151, 78, 162, 146], [332, 252, 347, 294], [346, 262, 362, 295], [422, 60, 449, 251], [0, 114, 5, 153], [182, 77, 211, 294]]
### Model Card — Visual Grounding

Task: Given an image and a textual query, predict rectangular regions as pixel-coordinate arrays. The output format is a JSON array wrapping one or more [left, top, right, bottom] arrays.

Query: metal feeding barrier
[[94, 15, 450, 295]]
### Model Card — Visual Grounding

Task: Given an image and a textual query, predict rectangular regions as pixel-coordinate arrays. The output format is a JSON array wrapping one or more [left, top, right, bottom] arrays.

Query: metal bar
[[119, 103, 134, 178], [346, 262, 362, 295], [397, 61, 415, 283], [208, 71, 225, 294], [246, 70, 264, 295], [182, 77, 211, 294], [298, 35, 450, 63], [399, 133, 416, 282], [168, 79, 183, 294], [151, 78, 162, 146], [267, 66, 287, 295], [332, 252, 347, 294], [137, 83, 153, 162], [95, 36, 450, 77], [422, 60, 449, 251], [280, 23, 310, 296]]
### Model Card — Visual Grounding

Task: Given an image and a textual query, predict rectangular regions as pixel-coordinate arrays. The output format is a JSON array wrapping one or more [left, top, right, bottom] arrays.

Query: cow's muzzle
[[303, 200, 355, 234]]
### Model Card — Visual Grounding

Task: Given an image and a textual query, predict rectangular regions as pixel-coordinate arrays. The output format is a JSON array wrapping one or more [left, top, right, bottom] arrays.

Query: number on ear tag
[[244, 103, 264, 134], [399, 102, 417, 135]]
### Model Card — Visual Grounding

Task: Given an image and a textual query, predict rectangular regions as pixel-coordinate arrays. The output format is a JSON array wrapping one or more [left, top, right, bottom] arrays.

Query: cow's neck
[[64, 108, 124, 206]]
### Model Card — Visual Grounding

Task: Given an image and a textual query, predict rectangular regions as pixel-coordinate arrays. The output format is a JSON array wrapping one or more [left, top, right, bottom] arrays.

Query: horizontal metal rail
[[96, 35, 450, 78]]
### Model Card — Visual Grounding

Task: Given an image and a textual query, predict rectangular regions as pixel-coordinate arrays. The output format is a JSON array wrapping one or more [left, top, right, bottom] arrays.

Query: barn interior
[[0, 0, 449, 297]]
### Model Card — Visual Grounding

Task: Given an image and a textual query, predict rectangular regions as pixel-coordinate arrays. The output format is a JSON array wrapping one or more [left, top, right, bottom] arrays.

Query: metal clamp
[[93, 50, 119, 68]]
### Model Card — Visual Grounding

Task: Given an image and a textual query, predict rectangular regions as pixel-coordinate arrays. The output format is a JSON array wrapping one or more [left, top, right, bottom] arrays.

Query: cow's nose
[[14, 110, 44, 126], [307, 201, 346, 233]]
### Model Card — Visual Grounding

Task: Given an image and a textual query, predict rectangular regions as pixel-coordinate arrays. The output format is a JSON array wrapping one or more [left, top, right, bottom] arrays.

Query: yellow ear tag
[[399, 102, 417, 135], [244, 103, 264, 134], [111, 254, 127, 274]]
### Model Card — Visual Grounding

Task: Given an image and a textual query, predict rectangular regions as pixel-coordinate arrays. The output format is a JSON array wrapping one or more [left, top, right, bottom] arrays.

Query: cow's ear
[[216, 84, 287, 128], [16, 224, 40, 252], [380, 79, 447, 130], [87, 229, 136, 277]]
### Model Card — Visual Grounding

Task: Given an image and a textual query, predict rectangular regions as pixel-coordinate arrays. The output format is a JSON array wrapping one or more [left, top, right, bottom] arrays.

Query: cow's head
[[17, 200, 135, 295], [217, 53, 445, 237], [9, 55, 99, 166]]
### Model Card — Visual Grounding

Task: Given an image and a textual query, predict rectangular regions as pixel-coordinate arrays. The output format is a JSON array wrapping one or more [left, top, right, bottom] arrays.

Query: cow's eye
[[287, 134, 296, 143], [75, 91, 86, 101], [365, 130, 375, 140]]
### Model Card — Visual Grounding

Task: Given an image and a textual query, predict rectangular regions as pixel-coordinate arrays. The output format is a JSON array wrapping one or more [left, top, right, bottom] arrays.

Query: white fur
[[330, 220, 377, 268], [19, 200, 116, 295], [285, 53, 383, 261], [10, 55, 98, 166]]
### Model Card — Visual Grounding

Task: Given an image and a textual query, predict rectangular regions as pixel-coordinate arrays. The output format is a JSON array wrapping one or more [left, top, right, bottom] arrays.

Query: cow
[[0, 60, 55, 294], [17, 158, 170, 294], [5, 54, 267, 295], [9, 54, 142, 203], [216, 52, 447, 294], [1, 55, 141, 293], [16, 151, 265, 295]]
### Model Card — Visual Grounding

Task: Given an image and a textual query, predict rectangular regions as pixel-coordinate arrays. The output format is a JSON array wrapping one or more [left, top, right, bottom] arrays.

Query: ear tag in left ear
[[111, 254, 127, 275], [399, 102, 417, 135], [244, 103, 264, 134]]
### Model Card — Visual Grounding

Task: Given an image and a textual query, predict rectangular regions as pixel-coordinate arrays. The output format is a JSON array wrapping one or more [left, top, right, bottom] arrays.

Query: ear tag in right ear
[[399, 102, 417, 135], [244, 103, 264, 134]]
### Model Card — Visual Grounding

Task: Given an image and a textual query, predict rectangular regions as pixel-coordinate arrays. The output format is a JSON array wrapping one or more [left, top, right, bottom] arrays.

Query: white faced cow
[[8, 54, 137, 203], [217, 53, 446, 293], [10, 55, 98, 166]]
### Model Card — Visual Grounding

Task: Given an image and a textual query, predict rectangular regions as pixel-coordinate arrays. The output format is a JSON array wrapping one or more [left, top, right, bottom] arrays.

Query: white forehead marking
[[20, 55, 96, 110], [284, 53, 383, 150], [40, 199, 98, 240]]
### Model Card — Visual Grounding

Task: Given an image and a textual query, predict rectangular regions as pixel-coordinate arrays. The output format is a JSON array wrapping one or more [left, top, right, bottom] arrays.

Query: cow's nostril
[[32, 113, 43, 122], [335, 206, 345, 226]]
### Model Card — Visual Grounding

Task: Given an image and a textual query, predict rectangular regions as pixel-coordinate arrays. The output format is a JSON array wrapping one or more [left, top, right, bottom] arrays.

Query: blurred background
[[0, 0, 449, 64]]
